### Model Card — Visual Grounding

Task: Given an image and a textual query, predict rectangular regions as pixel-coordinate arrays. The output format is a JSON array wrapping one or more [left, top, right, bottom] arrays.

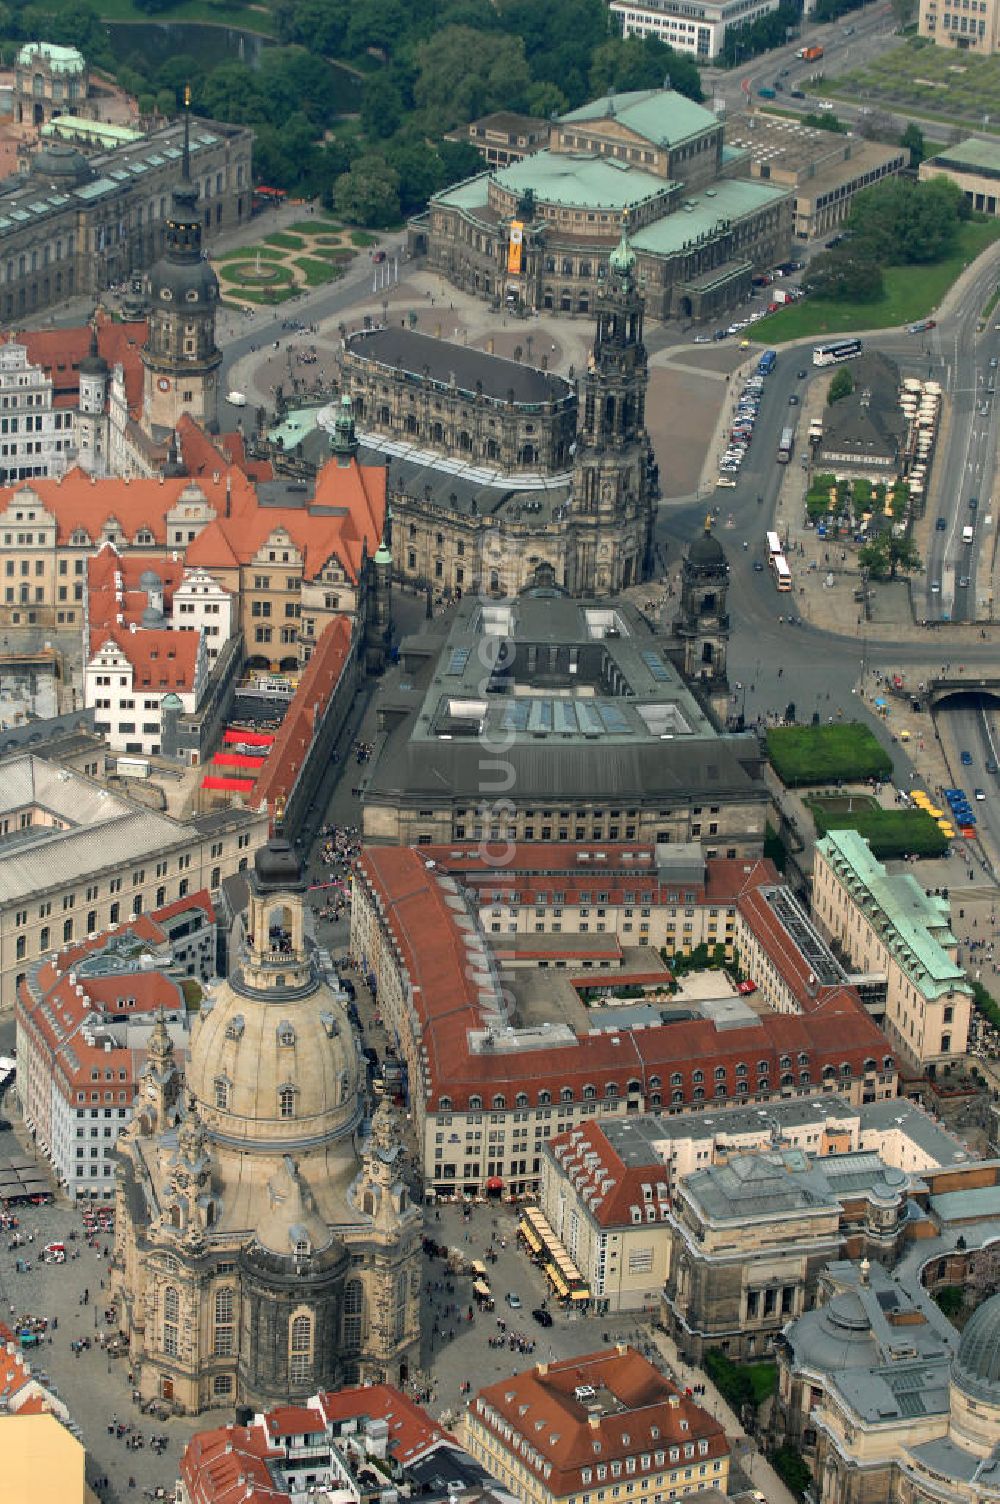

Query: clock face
[[158, 378, 170, 393]]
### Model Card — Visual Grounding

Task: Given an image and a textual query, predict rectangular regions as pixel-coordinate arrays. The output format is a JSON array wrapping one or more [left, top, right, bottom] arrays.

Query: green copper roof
[[18, 42, 85, 72], [926, 136, 1000, 176], [560, 88, 719, 148], [630, 178, 789, 257], [816, 828, 971, 1003], [609, 231, 636, 274], [494, 150, 673, 212]]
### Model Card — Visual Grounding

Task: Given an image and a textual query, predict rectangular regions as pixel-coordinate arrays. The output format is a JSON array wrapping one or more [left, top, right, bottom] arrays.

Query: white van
[[963, 525, 975, 544]]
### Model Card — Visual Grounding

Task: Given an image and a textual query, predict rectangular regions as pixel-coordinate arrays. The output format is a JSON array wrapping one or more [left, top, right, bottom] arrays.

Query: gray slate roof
[[345, 328, 573, 406]]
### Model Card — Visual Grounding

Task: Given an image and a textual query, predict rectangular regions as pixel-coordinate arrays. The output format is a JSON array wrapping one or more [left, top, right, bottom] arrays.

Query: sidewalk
[[649, 1327, 798, 1504]]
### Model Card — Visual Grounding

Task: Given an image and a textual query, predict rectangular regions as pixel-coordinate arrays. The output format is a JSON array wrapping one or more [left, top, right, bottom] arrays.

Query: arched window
[[800, 1070, 811, 1084], [822, 1064, 836, 1079], [779, 1055, 791, 1071], [883, 1055, 894, 1071], [714, 1067, 726, 1081], [538, 1089, 552, 1106], [279, 1085, 296, 1119], [469, 1094, 483, 1111], [289, 1313, 312, 1385], [343, 1278, 364, 1349], [163, 1285, 179, 1357], [214, 1077, 229, 1110], [693, 1087, 705, 1101], [649, 1075, 661, 1090], [627, 1078, 641, 1095], [672, 1090, 683, 1104], [715, 1084, 727, 1097], [605, 1082, 618, 1098], [583, 1084, 596, 1100], [735, 1063, 748, 1077], [671, 1072, 683, 1087], [439, 1095, 452, 1111], [492, 1094, 506, 1110], [863, 1057, 877, 1072], [758, 1061, 770, 1075], [798, 1052, 810, 1067], [840, 1062, 852, 1077], [560, 1087, 573, 1103], [213, 1287, 234, 1356], [781, 1073, 794, 1088], [692, 1070, 704, 1085]]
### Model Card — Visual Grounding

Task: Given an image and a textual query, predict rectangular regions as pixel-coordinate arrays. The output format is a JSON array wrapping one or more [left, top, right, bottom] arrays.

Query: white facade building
[[171, 566, 233, 665], [611, 0, 781, 60], [85, 626, 208, 756], [0, 342, 77, 483]]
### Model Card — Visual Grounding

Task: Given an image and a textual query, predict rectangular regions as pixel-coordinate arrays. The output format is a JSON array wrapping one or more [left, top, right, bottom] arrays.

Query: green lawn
[[214, 244, 287, 263], [349, 229, 378, 247], [288, 219, 342, 234], [765, 722, 892, 786], [294, 256, 344, 285], [755, 220, 1000, 343], [238, 286, 301, 305], [746, 1362, 778, 1405], [264, 232, 308, 250]]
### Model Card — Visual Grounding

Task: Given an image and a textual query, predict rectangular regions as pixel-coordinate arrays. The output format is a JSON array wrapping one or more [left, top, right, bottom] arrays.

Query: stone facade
[[0, 116, 251, 325], [111, 838, 421, 1412], [342, 327, 577, 474], [14, 43, 89, 127]]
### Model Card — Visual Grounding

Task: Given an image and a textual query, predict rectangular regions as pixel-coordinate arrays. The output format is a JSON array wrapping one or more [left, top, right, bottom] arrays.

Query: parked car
[[506, 1292, 523, 1309], [532, 1307, 554, 1327], [975, 788, 987, 801]]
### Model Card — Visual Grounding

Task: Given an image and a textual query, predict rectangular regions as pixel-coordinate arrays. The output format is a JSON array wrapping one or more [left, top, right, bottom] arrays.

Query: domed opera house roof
[[110, 835, 421, 1415]]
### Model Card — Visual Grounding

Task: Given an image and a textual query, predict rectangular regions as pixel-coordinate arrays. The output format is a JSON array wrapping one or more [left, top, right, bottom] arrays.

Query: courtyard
[[211, 214, 380, 307]]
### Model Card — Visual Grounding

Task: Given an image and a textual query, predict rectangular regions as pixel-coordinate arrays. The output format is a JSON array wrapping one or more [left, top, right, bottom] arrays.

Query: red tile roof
[[253, 617, 352, 816], [180, 1422, 287, 1504], [316, 1385, 451, 1463], [354, 846, 897, 1115], [88, 625, 199, 693], [86, 545, 186, 634], [472, 1347, 727, 1499], [547, 1124, 670, 1229], [5, 309, 147, 417]]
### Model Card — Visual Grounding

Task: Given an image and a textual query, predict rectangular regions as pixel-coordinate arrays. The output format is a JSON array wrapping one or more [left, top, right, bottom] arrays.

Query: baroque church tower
[[569, 232, 657, 595], [141, 92, 222, 437]]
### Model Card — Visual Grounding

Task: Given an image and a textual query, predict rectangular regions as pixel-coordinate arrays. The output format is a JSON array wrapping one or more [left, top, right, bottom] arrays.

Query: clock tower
[[141, 93, 222, 436], [569, 231, 657, 596]]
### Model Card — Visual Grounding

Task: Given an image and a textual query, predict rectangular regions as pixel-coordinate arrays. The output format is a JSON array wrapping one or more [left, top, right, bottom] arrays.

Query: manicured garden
[[807, 798, 948, 859], [820, 37, 1000, 131], [765, 722, 892, 786], [756, 220, 1000, 342], [211, 221, 369, 307]]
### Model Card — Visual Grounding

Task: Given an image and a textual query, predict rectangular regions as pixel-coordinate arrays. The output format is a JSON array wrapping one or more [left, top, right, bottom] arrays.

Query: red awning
[[213, 752, 266, 770], [201, 775, 256, 792], [486, 1176, 504, 1191], [223, 729, 275, 747]]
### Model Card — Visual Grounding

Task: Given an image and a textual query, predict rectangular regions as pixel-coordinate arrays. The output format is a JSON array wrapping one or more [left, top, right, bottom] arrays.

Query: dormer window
[[277, 1021, 295, 1046], [225, 1015, 244, 1041], [279, 1085, 296, 1119], [214, 1077, 229, 1110], [294, 1238, 310, 1258]]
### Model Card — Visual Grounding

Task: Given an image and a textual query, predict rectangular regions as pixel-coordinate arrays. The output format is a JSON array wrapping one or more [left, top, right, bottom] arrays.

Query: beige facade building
[[463, 1347, 729, 1504], [920, 0, 1000, 51], [726, 113, 906, 240], [540, 1121, 672, 1313], [111, 837, 422, 1413], [459, 111, 549, 168], [921, 136, 1000, 212], [0, 752, 267, 1011], [812, 829, 972, 1072]]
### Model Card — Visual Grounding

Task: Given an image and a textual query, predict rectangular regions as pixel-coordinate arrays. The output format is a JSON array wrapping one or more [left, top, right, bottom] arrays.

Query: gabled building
[[814, 352, 906, 478], [462, 1346, 730, 1504]]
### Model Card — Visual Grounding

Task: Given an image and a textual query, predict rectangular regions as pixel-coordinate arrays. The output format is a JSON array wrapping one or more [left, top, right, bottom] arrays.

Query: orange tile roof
[[548, 1124, 670, 1229], [473, 1347, 727, 1499], [88, 625, 199, 693], [0, 465, 251, 548], [253, 618, 352, 815], [176, 416, 274, 485], [180, 1423, 287, 1504], [86, 545, 186, 634]]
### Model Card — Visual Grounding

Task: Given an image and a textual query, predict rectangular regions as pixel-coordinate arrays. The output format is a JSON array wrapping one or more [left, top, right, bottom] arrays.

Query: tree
[[438, 138, 487, 184], [803, 248, 884, 303], [384, 139, 446, 215], [901, 122, 926, 168], [412, 26, 532, 131], [828, 368, 854, 404], [525, 81, 568, 117], [589, 35, 702, 102], [858, 532, 923, 580], [334, 153, 402, 227], [849, 176, 965, 266], [361, 72, 405, 139]]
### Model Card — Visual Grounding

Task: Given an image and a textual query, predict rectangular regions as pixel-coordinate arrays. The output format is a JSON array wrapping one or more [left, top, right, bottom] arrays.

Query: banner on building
[[507, 221, 524, 276]]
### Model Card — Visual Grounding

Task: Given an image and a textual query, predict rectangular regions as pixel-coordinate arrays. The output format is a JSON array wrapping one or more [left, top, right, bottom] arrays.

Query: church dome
[[253, 835, 305, 894], [185, 969, 363, 1151], [688, 526, 726, 569], [953, 1293, 1000, 1402], [148, 250, 218, 308], [30, 142, 94, 187]]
